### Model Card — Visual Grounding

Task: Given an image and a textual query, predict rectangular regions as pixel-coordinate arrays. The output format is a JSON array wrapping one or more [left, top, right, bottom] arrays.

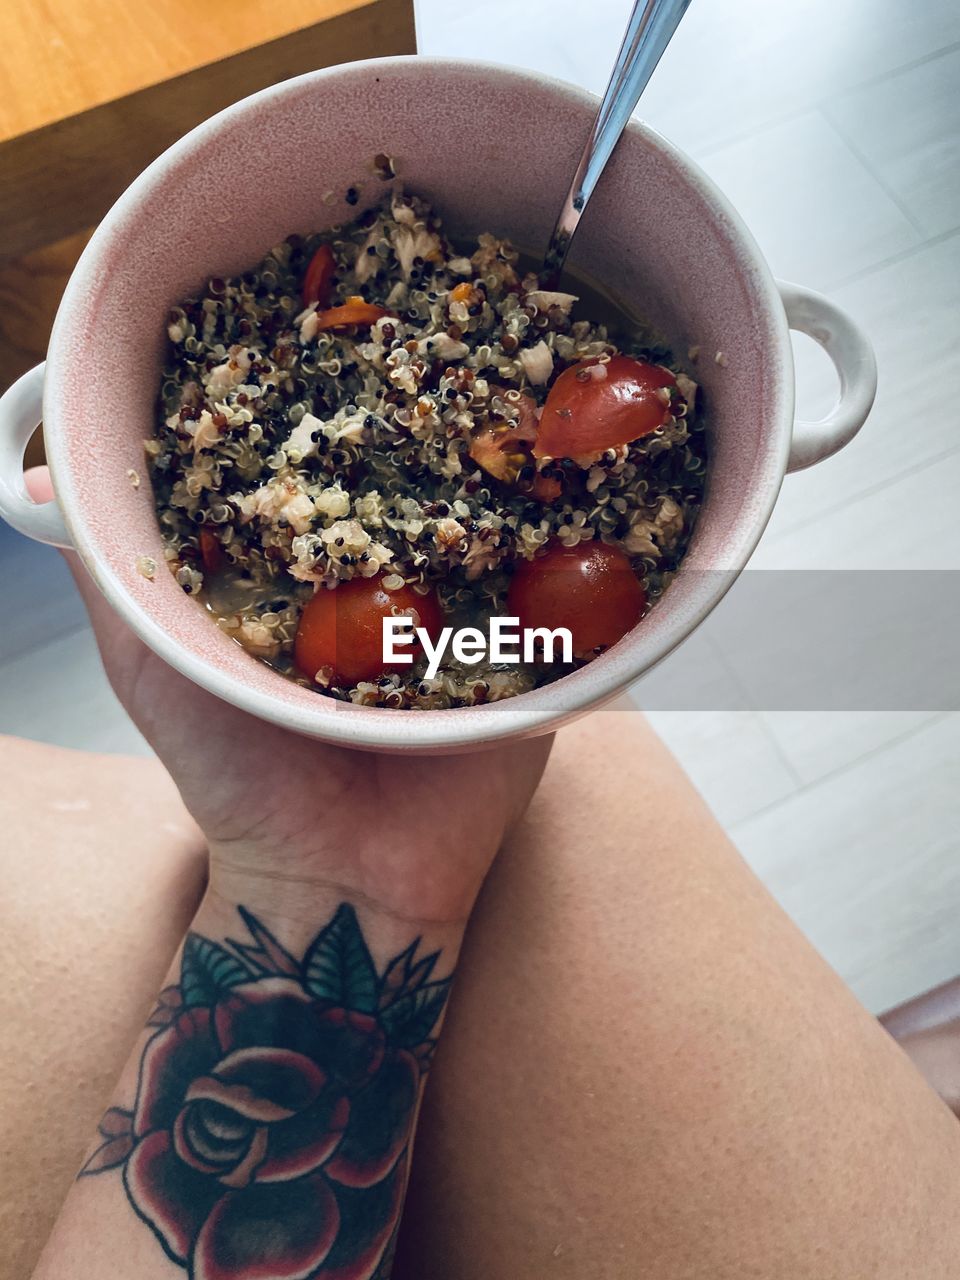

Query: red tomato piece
[[533, 355, 676, 459], [315, 297, 390, 331], [198, 528, 223, 574], [507, 540, 645, 656], [529, 473, 563, 503], [302, 244, 337, 308], [469, 391, 561, 503], [294, 575, 444, 686]]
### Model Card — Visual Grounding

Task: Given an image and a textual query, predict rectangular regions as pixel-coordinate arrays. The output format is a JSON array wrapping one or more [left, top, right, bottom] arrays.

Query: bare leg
[[3, 718, 960, 1280], [395, 711, 960, 1278], [0, 736, 206, 1280]]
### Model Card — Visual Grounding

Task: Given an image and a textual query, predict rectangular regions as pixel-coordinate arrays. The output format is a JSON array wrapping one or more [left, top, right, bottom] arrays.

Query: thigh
[[6, 720, 960, 1280], [0, 737, 206, 1280], [396, 708, 960, 1279]]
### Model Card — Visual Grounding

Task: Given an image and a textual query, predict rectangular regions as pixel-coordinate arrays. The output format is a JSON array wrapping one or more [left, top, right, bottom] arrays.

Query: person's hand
[[25, 468, 552, 925]]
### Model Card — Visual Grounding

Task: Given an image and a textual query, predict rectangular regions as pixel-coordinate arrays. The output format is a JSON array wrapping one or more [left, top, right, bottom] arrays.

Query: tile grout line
[[686, 104, 822, 164], [680, 38, 960, 164], [819, 106, 929, 239], [727, 710, 954, 835], [763, 441, 960, 547], [830, 223, 960, 290], [826, 36, 960, 102], [751, 713, 804, 791], [701, 637, 806, 791]]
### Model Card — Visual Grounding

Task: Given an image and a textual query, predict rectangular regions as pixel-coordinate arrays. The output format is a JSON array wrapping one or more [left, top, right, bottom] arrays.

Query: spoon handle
[[544, 0, 693, 279]]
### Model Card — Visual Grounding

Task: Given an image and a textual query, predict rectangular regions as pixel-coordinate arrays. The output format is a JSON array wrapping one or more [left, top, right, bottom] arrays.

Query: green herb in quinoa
[[148, 189, 707, 709]]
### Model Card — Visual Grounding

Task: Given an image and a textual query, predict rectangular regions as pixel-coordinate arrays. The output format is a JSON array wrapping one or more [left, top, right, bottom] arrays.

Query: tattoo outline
[[81, 904, 450, 1280]]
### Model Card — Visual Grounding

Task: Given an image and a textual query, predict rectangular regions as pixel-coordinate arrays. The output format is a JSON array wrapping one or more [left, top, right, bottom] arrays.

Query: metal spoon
[[543, 0, 693, 281]]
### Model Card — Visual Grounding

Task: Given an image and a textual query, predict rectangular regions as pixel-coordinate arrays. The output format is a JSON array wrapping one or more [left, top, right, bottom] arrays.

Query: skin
[[21, 473, 550, 926], [17, 468, 550, 1280], [398, 714, 960, 1277], [5, 468, 960, 1278]]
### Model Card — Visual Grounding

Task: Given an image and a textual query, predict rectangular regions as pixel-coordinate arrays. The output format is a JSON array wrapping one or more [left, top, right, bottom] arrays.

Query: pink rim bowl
[[0, 57, 877, 752]]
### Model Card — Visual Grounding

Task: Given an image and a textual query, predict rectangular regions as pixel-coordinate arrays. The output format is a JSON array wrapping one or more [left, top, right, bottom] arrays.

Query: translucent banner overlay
[[628, 571, 960, 712]]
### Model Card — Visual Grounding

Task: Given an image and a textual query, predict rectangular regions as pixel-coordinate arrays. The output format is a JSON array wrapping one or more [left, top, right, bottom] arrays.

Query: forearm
[[32, 870, 462, 1280]]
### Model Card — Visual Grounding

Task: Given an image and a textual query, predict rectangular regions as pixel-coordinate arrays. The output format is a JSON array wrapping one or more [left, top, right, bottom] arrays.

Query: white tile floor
[[2, 0, 958, 1013]]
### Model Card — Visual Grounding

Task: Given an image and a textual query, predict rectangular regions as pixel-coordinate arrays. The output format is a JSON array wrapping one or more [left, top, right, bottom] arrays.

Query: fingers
[[20, 468, 554, 817], [22, 465, 55, 506]]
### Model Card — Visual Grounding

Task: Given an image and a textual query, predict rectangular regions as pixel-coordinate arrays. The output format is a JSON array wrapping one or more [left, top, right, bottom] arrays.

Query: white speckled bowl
[[0, 57, 876, 752]]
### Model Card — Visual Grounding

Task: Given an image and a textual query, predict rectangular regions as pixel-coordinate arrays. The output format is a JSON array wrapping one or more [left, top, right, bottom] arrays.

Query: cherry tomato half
[[294, 575, 444, 686], [315, 297, 390, 331], [507, 540, 645, 656], [533, 355, 675, 460], [302, 244, 337, 308]]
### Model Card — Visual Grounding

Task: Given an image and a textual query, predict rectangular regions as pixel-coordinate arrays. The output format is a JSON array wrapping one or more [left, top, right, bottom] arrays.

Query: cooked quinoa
[[148, 189, 707, 709]]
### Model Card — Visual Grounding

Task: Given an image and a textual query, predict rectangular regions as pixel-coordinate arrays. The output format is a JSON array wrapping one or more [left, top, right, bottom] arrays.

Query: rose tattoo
[[81, 905, 450, 1280]]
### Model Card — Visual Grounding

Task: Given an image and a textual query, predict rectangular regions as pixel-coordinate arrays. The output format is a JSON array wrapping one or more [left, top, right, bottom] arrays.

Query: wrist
[[206, 832, 489, 931]]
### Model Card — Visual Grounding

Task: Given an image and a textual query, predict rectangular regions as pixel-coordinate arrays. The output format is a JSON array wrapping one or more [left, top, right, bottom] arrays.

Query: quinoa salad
[[148, 188, 707, 709]]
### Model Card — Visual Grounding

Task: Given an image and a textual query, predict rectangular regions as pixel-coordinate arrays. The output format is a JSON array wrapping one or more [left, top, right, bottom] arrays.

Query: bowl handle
[[0, 363, 72, 547], [778, 280, 877, 473]]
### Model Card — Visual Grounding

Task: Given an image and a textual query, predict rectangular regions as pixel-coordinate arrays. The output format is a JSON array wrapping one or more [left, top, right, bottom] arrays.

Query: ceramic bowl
[[0, 57, 877, 751]]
